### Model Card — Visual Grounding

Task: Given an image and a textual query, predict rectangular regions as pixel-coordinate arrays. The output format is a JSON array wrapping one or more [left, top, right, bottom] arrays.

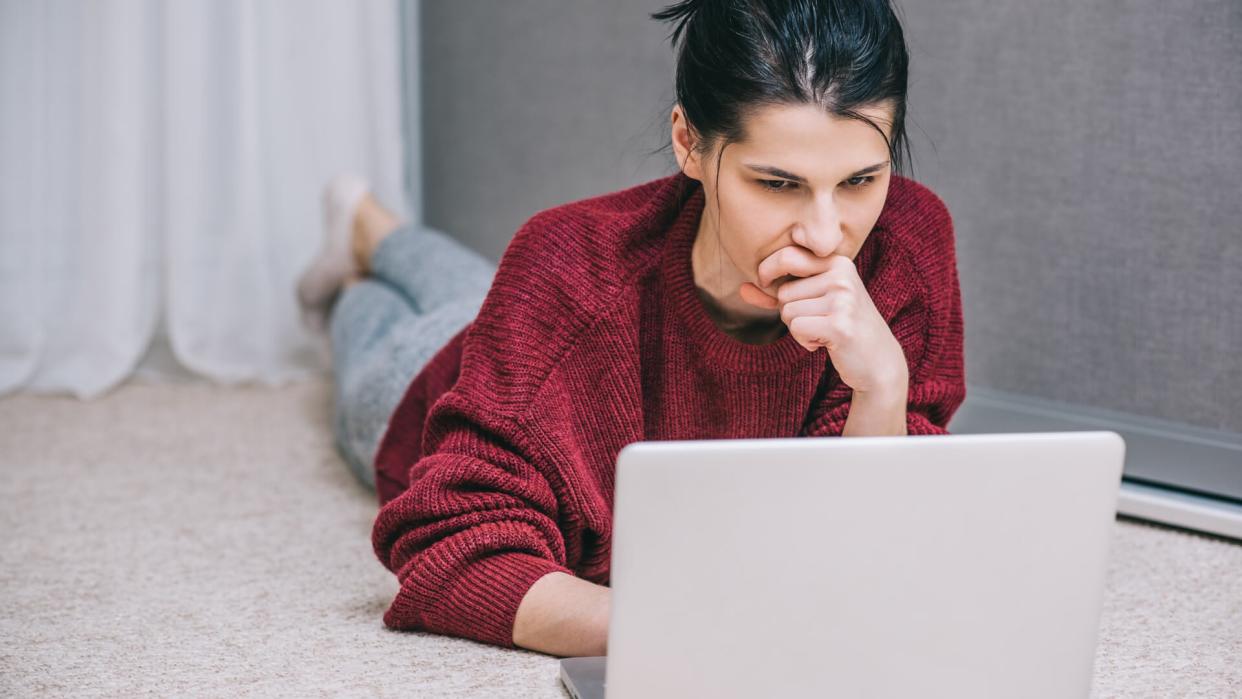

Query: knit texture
[[370, 171, 966, 649]]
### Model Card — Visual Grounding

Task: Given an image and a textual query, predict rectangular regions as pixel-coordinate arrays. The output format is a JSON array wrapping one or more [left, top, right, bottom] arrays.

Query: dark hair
[[650, 0, 913, 183]]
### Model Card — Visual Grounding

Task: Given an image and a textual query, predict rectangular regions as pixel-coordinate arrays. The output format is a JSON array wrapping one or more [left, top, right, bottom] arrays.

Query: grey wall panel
[[419, 0, 676, 261], [417, 1, 1241, 434], [898, 0, 1242, 432]]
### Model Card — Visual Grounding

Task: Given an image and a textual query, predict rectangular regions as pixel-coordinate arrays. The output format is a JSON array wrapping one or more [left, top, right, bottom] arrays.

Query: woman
[[296, 0, 965, 658]]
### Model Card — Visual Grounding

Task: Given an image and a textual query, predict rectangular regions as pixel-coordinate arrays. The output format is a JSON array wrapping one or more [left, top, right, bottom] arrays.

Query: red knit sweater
[[370, 171, 965, 649]]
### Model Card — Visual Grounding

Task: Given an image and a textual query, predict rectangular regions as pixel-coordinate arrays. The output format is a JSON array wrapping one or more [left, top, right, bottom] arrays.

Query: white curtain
[[0, 0, 410, 398]]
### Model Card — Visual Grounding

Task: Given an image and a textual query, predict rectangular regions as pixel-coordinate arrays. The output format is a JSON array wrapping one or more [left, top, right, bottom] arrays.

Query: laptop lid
[[601, 431, 1124, 699]]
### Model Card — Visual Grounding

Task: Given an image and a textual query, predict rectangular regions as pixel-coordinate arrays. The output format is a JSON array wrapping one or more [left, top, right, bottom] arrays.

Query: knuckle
[[779, 247, 795, 263], [780, 305, 794, 325], [760, 260, 779, 286], [790, 315, 820, 344]]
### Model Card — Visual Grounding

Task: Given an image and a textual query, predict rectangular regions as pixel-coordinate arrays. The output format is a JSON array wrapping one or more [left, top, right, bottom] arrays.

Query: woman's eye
[[759, 176, 874, 192], [759, 179, 796, 192]]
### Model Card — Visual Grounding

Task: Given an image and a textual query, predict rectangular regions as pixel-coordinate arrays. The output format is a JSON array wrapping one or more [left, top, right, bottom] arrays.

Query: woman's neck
[[690, 215, 786, 343]]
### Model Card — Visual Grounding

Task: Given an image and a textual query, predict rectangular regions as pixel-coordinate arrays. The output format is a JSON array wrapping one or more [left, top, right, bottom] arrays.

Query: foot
[[296, 174, 371, 334], [350, 193, 403, 275], [300, 270, 365, 342]]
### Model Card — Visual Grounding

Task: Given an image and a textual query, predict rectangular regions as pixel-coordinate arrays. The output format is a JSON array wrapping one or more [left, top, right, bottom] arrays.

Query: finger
[[757, 246, 833, 289], [756, 247, 803, 289], [738, 281, 779, 310], [774, 273, 834, 305], [789, 314, 838, 351], [778, 296, 833, 327]]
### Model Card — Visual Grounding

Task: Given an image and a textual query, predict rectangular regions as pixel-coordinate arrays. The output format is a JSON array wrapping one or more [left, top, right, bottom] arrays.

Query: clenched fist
[[738, 245, 908, 394]]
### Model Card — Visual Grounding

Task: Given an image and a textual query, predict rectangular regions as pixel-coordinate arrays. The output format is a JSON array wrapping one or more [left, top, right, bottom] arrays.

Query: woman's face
[[671, 101, 895, 320]]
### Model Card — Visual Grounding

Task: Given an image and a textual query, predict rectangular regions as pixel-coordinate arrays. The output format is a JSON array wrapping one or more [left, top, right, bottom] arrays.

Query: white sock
[[296, 173, 370, 335]]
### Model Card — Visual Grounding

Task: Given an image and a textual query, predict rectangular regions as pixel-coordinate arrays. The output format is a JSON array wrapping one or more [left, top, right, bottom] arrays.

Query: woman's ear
[[670, 105, 705, 181]]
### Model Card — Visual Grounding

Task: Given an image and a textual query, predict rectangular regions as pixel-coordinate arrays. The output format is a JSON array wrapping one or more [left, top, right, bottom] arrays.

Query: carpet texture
[[1, 376, 1238, 697]]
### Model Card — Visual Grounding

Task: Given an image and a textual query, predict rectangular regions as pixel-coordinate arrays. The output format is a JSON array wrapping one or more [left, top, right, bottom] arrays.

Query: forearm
[[512, 571, 611, 657], [842, 377, 909, 437]]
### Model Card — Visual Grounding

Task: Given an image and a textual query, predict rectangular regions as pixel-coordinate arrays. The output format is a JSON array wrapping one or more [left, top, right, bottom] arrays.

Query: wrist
[[843, 376, 908, 437], [855, 371, 908, 402]]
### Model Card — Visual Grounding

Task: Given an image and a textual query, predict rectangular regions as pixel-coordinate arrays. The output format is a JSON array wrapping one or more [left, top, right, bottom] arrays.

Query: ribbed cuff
[[384, 552, 573, 649]]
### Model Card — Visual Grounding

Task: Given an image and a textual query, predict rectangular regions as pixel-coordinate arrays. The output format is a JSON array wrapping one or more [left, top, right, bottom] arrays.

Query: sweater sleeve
[[892, 237, 966, 436], [802, 304, 965, 438], [369, 207, 598, 649], [804, 186, 966, 437], [370, 385, 575, 649]]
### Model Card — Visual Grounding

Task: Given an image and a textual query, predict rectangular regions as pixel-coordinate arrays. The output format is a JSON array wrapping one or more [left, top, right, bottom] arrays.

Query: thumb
[[738, 281, 780, 310]]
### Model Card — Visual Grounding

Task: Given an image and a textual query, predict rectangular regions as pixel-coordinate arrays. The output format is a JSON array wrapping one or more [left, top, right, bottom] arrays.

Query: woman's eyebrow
[[744, 160, 891, 182]]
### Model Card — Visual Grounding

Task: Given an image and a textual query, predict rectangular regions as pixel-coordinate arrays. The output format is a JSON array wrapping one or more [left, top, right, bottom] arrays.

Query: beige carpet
[[1, 376, 1239, 697]]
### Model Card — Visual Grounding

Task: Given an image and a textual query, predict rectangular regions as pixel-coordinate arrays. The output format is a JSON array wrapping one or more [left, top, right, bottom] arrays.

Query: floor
[[1, 376, 1239, 697]]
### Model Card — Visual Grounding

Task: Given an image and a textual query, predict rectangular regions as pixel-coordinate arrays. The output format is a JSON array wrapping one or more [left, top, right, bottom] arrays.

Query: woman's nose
[[792, 199, 843, 257]]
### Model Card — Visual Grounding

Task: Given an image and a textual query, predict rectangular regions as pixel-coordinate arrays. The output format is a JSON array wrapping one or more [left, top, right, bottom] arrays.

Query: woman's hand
[[738, 245, 908, 395]]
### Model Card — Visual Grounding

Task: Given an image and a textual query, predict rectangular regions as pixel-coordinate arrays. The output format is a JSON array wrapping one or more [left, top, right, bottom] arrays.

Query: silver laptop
[[560, 431, 1125, 699]]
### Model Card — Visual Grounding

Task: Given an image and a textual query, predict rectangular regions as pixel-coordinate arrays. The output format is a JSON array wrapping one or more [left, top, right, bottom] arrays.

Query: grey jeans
[[327, 223, 497, 490]]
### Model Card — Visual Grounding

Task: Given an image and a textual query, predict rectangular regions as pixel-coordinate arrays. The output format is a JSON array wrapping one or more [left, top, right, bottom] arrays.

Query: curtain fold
[[0, 0, 409, 398]]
